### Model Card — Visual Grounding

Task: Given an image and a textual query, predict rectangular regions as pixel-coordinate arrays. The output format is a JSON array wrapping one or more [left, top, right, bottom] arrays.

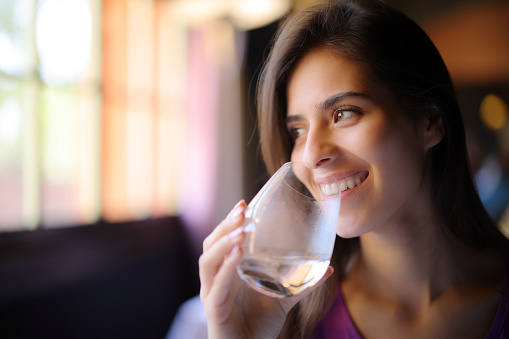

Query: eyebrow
[[316, 91, 371, 111], [285, 91, 371, 126]]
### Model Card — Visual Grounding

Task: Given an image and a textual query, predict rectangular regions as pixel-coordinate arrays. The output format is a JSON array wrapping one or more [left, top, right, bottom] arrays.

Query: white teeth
[[322, 183, 339, 195], [320, 175, 366, 196], [339, 181, 347, 191], [347, 179, 355, 189], [330, 182, 339, 194]]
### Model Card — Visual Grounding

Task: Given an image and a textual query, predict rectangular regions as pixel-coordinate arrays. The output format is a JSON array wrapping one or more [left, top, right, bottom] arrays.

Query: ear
[[423, 107, 444, 152]]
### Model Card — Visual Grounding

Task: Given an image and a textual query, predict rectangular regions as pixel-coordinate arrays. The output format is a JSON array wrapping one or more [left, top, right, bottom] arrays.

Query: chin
[[336, 216, 366, 239], [336, 227, 363, 239]]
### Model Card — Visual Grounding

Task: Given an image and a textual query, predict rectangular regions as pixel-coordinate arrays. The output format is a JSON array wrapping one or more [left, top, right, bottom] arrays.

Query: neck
[[353, 213, 503, 315], [353, 200, 472, 311]]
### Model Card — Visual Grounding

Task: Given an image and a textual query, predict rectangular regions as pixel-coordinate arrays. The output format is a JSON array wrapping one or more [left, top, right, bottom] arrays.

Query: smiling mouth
[[319, 172, 368, 196]]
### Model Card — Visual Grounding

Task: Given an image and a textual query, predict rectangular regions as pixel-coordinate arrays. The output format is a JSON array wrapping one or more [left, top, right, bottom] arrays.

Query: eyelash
[[288, 127, 305, 140], [287, 106, 361, 141], [332, 106, 361, 123]]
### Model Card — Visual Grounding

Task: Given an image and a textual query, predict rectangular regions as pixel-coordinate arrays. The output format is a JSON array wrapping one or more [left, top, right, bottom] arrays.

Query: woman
[[199, 0, 509, 338]]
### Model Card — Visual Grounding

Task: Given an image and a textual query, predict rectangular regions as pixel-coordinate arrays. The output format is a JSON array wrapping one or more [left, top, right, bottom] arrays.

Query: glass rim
[[281, 161, 341, 202]]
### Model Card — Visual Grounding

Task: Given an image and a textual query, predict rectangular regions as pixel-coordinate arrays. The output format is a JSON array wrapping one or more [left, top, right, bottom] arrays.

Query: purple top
[[313, 267, 509, 339]]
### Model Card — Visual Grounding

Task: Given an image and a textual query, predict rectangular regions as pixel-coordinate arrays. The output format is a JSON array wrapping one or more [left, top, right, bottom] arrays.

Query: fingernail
[[228, 226, 244, 239], [234, 199, 244, 208], [230, 245, 241, 256], [228, 205, 244, 220]]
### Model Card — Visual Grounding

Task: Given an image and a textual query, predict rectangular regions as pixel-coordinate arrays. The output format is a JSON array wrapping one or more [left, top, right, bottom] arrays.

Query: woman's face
[[286, 47, 433, 238]]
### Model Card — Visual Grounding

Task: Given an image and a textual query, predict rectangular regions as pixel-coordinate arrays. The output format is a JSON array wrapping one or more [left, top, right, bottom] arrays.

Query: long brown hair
[[257, 0, 509, 337]]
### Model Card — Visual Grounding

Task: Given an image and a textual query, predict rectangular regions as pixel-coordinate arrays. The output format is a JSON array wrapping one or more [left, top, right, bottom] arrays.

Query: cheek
[[367, 128, 426, 204], [360, 116, 423, 167], [290, 148, 300, 162], [290, 140, 306, 163], [343, 123, 390, 164]]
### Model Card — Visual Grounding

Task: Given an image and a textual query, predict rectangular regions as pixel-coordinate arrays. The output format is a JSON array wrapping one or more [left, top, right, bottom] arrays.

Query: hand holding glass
[[237, 162, 341, 298]]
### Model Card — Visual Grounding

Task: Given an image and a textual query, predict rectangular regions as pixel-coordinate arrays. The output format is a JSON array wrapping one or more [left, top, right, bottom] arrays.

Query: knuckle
[[202, 236, 212, 251], [198, 253, 207, 267]]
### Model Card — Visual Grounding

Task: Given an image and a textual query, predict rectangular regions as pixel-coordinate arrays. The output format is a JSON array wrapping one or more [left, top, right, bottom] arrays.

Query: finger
[[226, 199, 247, 219], [203, 245, 244, 322], [203, 200, 246, 252], [199, 227, 245, 299]]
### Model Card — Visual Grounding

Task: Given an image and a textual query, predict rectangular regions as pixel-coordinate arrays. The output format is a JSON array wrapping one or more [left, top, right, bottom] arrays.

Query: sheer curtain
[[0, 0, 245, 236]]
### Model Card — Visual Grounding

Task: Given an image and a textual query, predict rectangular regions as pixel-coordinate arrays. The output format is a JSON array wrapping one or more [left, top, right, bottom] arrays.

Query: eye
[[332, 107, 359, 124], [289, 127, 307, 140]]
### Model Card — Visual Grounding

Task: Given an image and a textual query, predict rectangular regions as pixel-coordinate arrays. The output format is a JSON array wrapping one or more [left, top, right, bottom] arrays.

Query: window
[[0, 0, 190, 230], [0, 0, 247, 232]]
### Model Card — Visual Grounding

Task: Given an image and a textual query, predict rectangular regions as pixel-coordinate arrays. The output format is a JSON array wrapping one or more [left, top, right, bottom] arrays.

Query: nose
[[302, 126, 338, 169]]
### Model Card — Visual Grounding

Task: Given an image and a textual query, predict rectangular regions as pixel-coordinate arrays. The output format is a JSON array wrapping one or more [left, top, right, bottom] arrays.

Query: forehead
[[286, 47, 380, 112]]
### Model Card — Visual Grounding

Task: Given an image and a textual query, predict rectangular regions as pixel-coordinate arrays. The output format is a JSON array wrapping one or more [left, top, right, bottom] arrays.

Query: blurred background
[[0, 0, 508, 338]]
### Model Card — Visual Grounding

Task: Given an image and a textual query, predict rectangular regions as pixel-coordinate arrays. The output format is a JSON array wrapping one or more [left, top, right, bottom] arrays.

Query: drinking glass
[[237, 162, 341, 298]]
